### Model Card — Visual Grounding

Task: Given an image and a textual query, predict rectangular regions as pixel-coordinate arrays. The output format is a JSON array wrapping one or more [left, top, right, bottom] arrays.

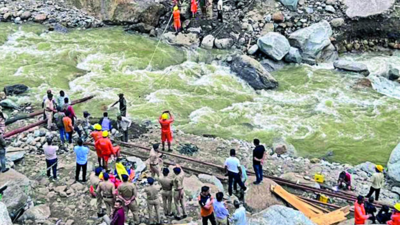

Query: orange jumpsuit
[[91, 131, 103, 157], [191, 0, 198, 14], [173, 10, 181, 31], [95, 137, 120, 162], [159, 116, 174, 143], [388, 212, 400, 225], [354, 201, 369, 224]]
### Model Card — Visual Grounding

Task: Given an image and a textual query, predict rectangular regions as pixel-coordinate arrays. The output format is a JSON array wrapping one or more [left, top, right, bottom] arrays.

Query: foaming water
[[2, 23, 400, 165]]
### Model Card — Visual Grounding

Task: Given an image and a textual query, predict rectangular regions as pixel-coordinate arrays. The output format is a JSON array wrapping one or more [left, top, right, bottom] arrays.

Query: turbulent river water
[[1, 23, 400, 165]]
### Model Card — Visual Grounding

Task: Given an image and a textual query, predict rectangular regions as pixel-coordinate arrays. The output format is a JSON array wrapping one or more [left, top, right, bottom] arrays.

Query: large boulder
[[0, 99, 19, 109], [198, 174, 224, 193], [279, 0, 298, 11], [201, 35, 215, 50], [0, 202, 12, 225], [288, 20, 333, 64], [280, 172, 320, 188], [3, 84, 28, 96], [183, 175, 204, 199], [6, 152, 25, 162], [345, 0, 395, 18], [19, 204, 51, 222], [257, 32, 290, 61], [244, 177, 285, 213], [126, 23, 154, 33], [215, 38, 234, 49], [162, 32, 199, 47], [230, 55, 279, 90], [2, 182, 29, 213], [0, 168, 30, 188], [284, 47, 302, 63], [333, 60, 370, 76], [319, 44, 338, 63], [260, 59, 286, 72], [388, 142, 400, 183], [248, 205, 315, 225]]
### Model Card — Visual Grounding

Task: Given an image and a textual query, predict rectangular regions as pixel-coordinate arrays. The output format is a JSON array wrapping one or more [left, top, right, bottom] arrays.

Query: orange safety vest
[[354, 201, 368, 224], [173, 10, 181, 22], [91, 131, 103, 142], [198, 195, 214, 217], [95, 137, 114, 156], [388, 212, 400, 225]]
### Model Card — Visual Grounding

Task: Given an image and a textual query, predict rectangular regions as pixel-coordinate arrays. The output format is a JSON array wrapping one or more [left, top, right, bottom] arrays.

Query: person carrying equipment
[[159, 111, 174, 152], [173, 6, 181, 34]]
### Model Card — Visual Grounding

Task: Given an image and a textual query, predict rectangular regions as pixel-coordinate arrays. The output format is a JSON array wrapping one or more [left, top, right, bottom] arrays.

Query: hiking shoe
[[182, 214, 187, 219], [243, 187, 248, 193], [1, 168, 9, 173], [174, 216, 181, 220], [253, 181, 260, 185]]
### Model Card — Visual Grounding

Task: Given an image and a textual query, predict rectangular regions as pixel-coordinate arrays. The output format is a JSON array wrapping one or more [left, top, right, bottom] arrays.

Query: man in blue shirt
[[213, 192, 229, 225], [74, 139, 90, 182]]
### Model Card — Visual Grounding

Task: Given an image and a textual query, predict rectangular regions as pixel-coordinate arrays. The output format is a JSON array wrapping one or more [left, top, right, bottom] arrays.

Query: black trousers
[[76, 162, 87, 181], [120, 130, 128, 142], [202, 213, 217, 225], [366, 187, 381, 201], [228, 171, 245, 196], [46, 158, 57, 178], [217, 10, 223, 22]]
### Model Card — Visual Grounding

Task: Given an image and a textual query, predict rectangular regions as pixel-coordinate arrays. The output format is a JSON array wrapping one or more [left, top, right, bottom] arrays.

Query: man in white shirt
[[117, 115, 132, 142], [230, 200, 246, 225], [224, 149, 247, 196]]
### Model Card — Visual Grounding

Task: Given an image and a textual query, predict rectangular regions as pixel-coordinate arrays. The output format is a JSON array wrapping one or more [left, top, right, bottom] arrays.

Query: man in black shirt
[[252, 139, 265, 185], [111, 93, 127, 117]]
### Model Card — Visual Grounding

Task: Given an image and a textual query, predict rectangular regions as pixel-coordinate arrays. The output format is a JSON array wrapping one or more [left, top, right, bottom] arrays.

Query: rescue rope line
[[148, 13, 174, 69]]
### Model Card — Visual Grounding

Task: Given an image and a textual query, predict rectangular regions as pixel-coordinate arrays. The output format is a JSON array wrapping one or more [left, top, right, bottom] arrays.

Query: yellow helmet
[[174, 6, 178, 11], [376, 165, 384, 172], [161, 113, 168, 120], [102, 131, 109, 138], [395, 203, 400, 211], [94, 124, 102, 131]]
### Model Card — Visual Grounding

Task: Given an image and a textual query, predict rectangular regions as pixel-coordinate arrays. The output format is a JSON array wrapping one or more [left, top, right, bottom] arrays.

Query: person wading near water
[[97, 172, 116, 217], [63, 111, 74, 145], [111, 94, 127, 117], [173, 6, 181, 34], [173, 165, 187, 220], [149, 143, 162, 178], [99, 112, 112, 131], [74, 138, 90, 182], [57, 90, 69, 108], [191, 0, 198, 18], [217, 0, 223, 22], [158, 168, 173, 216], [44, 93, 56, 130], [366, 165, 384, 201], [116, 115, 131, 142], [388, 203, 400, 225], [252, 139, 265, 185], [44, 137, 58, 180], [159, 111, 174, 152], [92, 124, 104, 167], [0, 134, 9, 173], [117, 174, 139, 225], [145, 177, 161, 225], [224, 149, 247, 197], [355, 195, 370, 224], [95, 131, 120, 171], [198, 186, 217, 225]]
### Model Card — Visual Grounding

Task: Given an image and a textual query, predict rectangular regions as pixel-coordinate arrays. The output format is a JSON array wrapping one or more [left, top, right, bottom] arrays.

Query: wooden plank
[[271, 185, 320, 218], [296, 197, 329, 214], [311, 206, 350, 225]]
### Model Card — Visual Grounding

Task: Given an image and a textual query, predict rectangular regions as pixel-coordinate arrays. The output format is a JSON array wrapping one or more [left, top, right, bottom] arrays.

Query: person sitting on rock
[[377, 205, 392, 224], [337, 171, 352, 190]]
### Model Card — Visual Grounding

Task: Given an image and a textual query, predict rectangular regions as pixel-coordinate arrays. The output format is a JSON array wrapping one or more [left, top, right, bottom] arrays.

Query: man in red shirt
[[159, 111, 174, 152]]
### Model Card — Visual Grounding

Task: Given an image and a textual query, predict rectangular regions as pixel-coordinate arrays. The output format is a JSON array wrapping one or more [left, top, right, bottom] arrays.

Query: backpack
[[55, 113, 65, 129]]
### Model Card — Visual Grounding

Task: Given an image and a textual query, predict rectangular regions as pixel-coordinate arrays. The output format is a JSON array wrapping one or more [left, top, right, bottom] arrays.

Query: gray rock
[[388, 142, 400, 183], [53, 24, 68, 33], [392, 187, 400, 195], [248, 205, 315, 225], [284, 47, 302, 63], [162, 32, 199, 47], [0, 99, 19, 109], [289, 20, 332, 64], [6, 152, 24, 162], [201, 35, 215, 50], [272, 137, 297, 156], [330, 18, 345, 28], [215, 38, 234, 49], [345, 0, 395, 18], [388, 66, 400, 81], [333, 60, 370, 76], [326, 0, 336, 5], [20, 11, 31, 20], [305, 7, 314, 14], [257, 32, 290, 61], [198, 174, 224, 192], [247, 44, 259, 55], [127, 23, 154, 33], [0, 202, 12, 225], [19, 204, 51, 222], [318, 44, 338, 63], [325, 5, 336, 13], [188, 27, 202, 34], [354, 162, 377, 175], [230, 55, 278, 90], [2, 183, 28, 213], [280, 0, 299, 10], [260, 59, 286, 72], [4, 84, 28, 96], [126, 156, 146, 174]]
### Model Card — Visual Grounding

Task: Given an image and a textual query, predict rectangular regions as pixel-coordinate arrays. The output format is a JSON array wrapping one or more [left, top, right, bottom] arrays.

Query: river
[[1, 23, 400, 165]]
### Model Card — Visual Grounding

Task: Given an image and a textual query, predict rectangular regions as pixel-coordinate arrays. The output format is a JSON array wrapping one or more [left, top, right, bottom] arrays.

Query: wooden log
[[3, 120, 46, 138]]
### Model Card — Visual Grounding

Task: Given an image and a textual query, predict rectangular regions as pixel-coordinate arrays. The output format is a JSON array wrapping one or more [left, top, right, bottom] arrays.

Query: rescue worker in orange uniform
[[173, 6, 181, 34], [159, 111, 174, 152], [355, 195, 370, 224], [388, 203, 400, 225], [91, 124, 104, 167], [191, 0, 198, 18], [95, 131, 120, 171]]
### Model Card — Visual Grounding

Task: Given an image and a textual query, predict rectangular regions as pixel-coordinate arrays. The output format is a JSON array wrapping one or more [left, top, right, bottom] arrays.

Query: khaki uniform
[[173, 173, 186, 217], [117, 182, 139, 223], [158, 176, 173, 215], [89, 173, 102, 214], [149, 149, 161, 178], [144, 185, 161, 224], [96, 180, 115, 216]]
